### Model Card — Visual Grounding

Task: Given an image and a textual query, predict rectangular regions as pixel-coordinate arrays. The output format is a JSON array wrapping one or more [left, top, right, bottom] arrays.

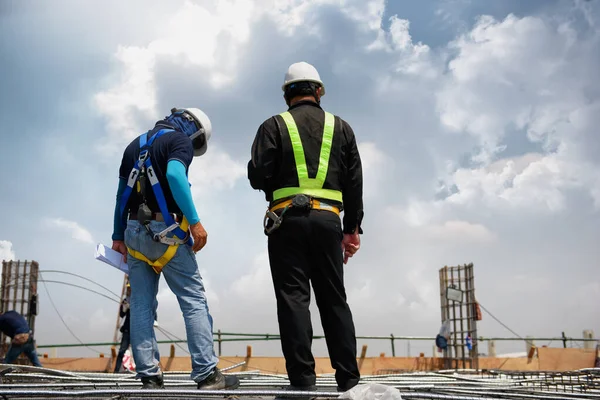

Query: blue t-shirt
[[0, 311, 30, 338], [118, 121, 194, 216]]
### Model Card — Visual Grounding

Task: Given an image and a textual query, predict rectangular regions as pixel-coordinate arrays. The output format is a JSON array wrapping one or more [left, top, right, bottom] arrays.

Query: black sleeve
[[119, 302, 126, 317], [118, 142, 135, 180], [167, 131, 194, 168], [247, 117, 280, 197], [341, 120, 364, 234]]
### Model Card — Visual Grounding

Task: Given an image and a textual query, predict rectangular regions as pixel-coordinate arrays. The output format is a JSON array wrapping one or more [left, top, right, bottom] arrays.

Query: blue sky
[[1, 0, 599, 360]]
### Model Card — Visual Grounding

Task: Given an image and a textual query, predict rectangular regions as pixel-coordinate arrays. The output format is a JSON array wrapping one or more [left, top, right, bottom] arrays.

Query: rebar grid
[[0, 366, 598, 399]]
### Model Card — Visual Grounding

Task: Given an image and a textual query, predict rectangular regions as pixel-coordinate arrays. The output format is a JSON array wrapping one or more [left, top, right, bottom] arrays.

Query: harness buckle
[[291, 194, 312, 210], [138, 149, 149, 162], [152, 223, 189, 245]]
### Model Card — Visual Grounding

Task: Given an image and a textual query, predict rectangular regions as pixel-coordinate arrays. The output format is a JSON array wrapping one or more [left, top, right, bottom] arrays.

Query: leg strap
[[127, 217, 191, 274]]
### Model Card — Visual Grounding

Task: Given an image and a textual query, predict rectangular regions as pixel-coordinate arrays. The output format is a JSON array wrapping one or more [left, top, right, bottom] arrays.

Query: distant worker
[[247, 62, 364, 394], [114, 282, 131, 373], [110, 107, 239, 390], [0, 310, 43, 367]]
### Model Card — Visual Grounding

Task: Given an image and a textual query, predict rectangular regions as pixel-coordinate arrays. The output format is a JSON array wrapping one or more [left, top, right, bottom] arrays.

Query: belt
[[269, 198, 340, 215], [128, 212, 182, 222]]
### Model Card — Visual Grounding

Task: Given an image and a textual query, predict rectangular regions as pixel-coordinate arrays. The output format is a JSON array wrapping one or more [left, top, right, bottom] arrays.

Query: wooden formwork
[[0, 260, 39, 361]]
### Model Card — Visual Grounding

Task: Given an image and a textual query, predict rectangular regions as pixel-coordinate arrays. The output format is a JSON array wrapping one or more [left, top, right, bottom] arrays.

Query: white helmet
[[282, 62, 325, 96], [170, 107, 212, 157]]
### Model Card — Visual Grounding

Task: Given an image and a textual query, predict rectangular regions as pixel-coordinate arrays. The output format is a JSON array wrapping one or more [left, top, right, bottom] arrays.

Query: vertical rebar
[[218, 329, 222, 356], [457, 265, 472, 368], [390, 334, 395, 357]]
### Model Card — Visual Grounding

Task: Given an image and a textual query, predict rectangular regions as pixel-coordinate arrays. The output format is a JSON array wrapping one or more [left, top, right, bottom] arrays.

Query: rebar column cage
[[0, 260, 39, 361], [439, 263, 479, 370]]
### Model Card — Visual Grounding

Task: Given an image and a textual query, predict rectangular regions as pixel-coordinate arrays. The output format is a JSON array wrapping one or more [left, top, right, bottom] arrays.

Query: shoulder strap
[[119, 132, 150, 219], [119, 128, 191, 246], [118, 129, 175, 220]]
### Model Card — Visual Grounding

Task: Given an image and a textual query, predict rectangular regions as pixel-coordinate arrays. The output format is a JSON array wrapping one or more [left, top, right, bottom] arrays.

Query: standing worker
[[114, 282, 131, 373], [111, 107, 239, 390], [0, 310, 43, 367], [247, 62, 364, 395]]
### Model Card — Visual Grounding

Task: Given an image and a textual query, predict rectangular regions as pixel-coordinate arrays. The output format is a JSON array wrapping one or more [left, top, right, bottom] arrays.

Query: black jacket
[[119, 300, 130, 333], [248, 101, 364, 234]]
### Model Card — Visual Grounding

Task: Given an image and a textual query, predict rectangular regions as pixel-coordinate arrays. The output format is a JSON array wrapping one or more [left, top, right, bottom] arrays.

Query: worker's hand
[[342, 229, 360, 264], [112, 240, 127, 263], [190, 221, 208, 253]]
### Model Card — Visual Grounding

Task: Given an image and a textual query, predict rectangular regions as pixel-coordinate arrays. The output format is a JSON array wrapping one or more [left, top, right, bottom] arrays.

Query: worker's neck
[[289, 96, 317, 107]]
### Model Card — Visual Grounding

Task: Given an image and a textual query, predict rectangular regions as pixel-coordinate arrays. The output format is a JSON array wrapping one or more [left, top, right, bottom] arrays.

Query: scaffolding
[[0, 260, 40, 362], [439, 263, 479, 370]]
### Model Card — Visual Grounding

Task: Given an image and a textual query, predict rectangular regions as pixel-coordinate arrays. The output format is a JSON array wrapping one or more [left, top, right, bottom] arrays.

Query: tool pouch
[[138, 203, 153, 225]]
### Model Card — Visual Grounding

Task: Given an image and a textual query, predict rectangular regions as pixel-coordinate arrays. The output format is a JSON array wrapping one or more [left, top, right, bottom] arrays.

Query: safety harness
[[120, 128, 192, 273], [264, 111, 342, 235]]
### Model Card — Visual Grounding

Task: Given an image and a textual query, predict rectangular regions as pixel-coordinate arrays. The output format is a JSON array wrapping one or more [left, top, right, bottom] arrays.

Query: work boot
[[141, 375, 164, 389], [274, 384, 318, 400], [196, 367, 240, 390]]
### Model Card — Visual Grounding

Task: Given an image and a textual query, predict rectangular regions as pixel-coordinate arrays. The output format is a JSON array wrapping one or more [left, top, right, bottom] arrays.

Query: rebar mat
[[0, 365, 598, 399]]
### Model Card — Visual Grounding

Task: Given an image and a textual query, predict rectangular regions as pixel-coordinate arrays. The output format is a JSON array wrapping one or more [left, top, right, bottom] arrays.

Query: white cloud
[[358, 142, 393, 199], [230, 251, 273, 304], [368, 16, 438, 79], [188, 146, 246, 195], [425, 220, 496, 243], [0, 240, 16, 261], [43, 218, 95, 244], [436, 12, 600, 166], [93, 0, 388, 155]]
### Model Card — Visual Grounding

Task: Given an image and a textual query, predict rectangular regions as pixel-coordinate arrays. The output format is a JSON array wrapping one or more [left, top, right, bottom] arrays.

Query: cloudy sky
[[1, 0, 599, 362]]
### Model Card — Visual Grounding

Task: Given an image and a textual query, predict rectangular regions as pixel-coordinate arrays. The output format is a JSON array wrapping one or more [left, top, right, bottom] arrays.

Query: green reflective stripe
[[273, 111, 342, 203], [316, 111, 335, 185], [280, 111, 309, 182]]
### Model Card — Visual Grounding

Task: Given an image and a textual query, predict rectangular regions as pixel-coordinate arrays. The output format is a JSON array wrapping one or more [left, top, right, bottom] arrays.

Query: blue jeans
[[5, 336, 42, 367], [125, 220, 218, 382]]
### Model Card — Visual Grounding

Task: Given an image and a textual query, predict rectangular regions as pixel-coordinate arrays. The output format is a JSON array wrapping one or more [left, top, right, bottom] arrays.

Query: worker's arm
[[341, 120, 364, 235], [166, 131, 207, 253], [248, 117, 280, 197], [112, 145, 133, 256], [166, 160, 200, 225], [111, 178, 127, 241]]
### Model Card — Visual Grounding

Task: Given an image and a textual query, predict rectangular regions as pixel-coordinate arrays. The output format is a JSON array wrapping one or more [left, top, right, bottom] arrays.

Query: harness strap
[[127, 245, 179, 275], [272, 111, 342, 202], [270, 198, 340, 215], [119, 128, 193, 273]]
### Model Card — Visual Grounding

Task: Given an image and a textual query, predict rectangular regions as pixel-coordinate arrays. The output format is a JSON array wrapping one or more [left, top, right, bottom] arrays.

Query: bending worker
[[111, 107, 239, 391], [0, 310, 43, 367], [247, 62, 364, 394]]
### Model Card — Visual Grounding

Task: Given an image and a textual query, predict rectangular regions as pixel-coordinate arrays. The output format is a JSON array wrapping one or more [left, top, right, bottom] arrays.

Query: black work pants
[[114, 329, 130, 373], [267, 208, 360, 390]]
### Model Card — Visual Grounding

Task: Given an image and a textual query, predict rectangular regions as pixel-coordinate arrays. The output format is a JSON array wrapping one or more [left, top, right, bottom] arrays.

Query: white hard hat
[[172, 107, 212, 157], [282, 62, 325, 96]]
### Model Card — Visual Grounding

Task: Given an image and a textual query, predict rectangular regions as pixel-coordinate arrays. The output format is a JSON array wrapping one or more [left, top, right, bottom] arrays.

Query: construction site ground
[[0, 363, 599, 399], [0, 348, 598, 399]]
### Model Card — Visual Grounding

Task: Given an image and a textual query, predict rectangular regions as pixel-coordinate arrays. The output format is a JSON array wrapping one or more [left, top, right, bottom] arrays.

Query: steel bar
[[0, 389, 341, 398], [220, 361, 246, 371], [0, 368, 597, 400]]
